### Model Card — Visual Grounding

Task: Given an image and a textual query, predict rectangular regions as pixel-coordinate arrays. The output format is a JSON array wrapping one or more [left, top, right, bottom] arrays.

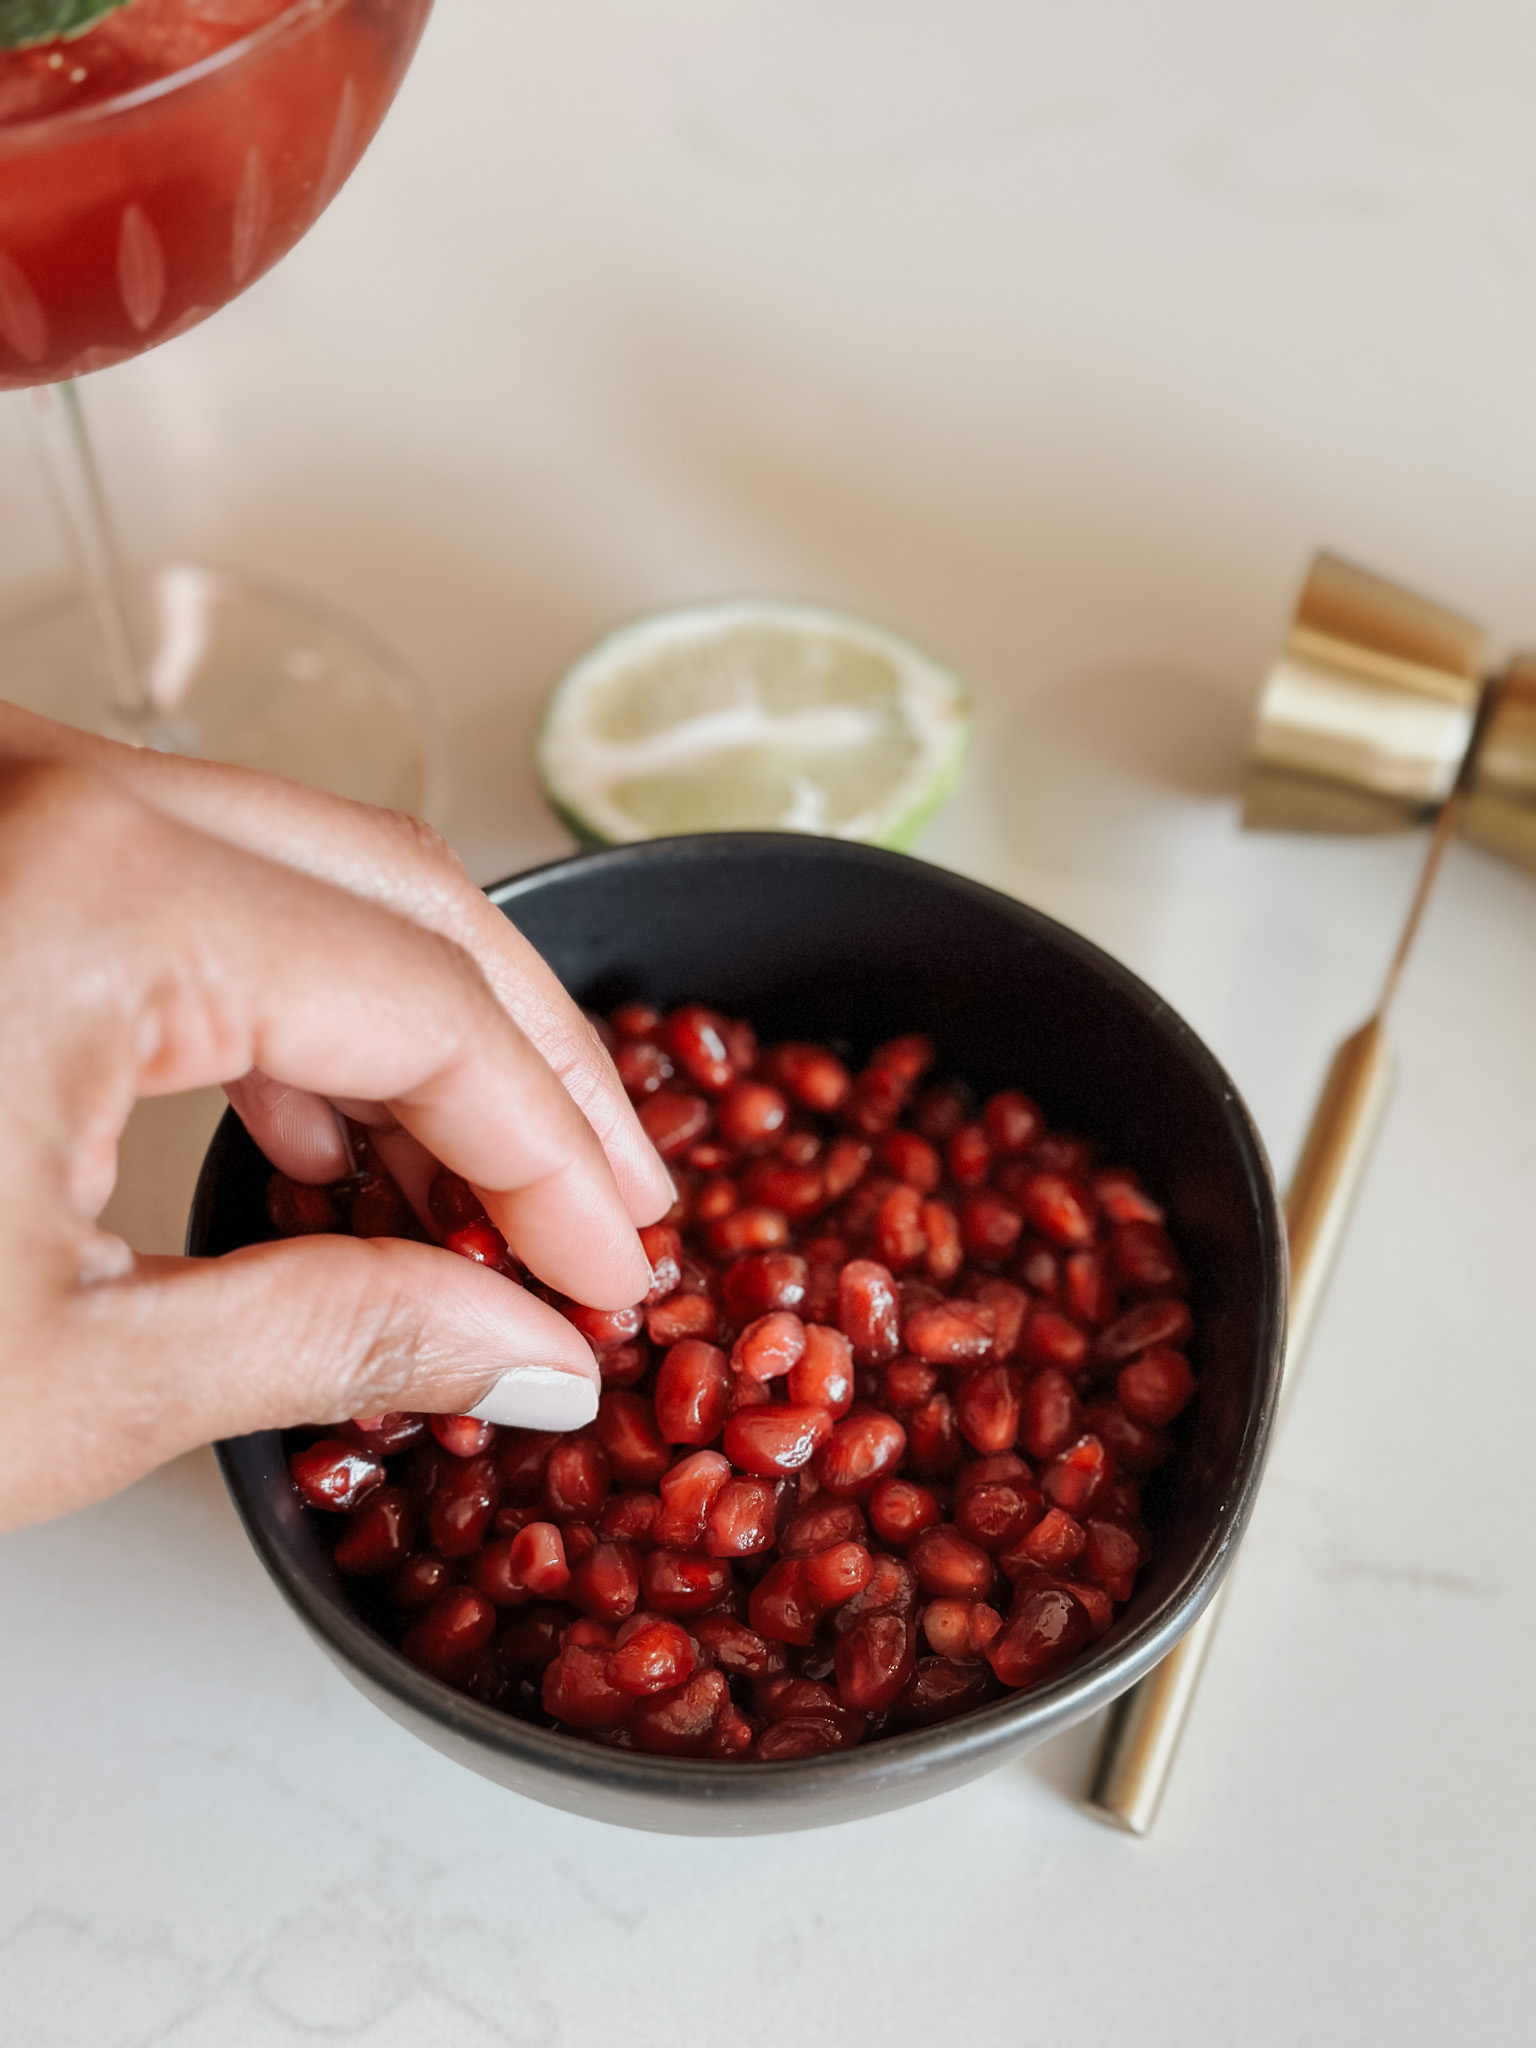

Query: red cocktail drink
[[0, 0, 432, 388]]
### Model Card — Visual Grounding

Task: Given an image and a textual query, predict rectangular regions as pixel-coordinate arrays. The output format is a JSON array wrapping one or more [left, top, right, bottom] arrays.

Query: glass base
[[0, 564, 442, 816]]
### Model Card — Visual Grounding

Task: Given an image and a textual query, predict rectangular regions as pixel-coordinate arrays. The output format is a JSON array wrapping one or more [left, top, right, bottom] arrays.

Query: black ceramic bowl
[[202, 833, 1285, 1836]]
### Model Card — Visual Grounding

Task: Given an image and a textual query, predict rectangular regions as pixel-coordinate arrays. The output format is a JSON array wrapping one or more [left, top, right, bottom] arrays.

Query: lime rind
[[536, 599, 970, 850]]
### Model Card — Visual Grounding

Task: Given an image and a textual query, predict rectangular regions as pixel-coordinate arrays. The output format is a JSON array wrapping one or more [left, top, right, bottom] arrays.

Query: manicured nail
[[467, 1365, 599, 1431]]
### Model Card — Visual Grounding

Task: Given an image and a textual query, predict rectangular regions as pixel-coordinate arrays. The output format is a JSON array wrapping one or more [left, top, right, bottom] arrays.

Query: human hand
[[0, 703, 672, 1530]]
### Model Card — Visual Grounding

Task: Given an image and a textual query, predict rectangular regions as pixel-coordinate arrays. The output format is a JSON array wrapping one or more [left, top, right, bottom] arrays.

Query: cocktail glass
[[0, 0, 439, 810]]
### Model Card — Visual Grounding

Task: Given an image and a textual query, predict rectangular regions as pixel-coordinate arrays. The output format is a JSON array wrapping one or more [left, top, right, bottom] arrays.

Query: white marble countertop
[[3, 4, 1534, 2041]]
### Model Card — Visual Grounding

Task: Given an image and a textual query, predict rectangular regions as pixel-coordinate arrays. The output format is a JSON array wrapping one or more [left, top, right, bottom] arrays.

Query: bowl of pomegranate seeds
[[199, 833, 1285, 1834]]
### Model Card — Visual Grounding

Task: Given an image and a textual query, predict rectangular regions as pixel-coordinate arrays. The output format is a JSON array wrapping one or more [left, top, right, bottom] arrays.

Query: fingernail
[[333, 1111, 358, 1175], [467, 1365, 599, 1431]]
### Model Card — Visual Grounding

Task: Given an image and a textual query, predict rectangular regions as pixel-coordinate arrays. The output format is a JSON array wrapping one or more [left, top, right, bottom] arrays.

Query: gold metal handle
[[1084, 1014, 1395, 1833]]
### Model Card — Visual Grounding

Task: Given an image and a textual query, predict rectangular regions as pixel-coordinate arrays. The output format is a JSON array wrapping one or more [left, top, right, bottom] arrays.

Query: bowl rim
[[209, 831, 1287, 1813]]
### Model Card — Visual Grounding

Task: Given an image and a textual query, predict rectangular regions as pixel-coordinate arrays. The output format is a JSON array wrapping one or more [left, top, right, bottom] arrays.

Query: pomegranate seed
[[667, 1005, 737, 1093], [781, 1498, 866, 1554], [599, 1491, 663, 1546], [896, 1656, 995, 1728], [871, 1034, 934, 1084], [586, 1392, 667, 1489], [694, 1613, 783, 1678], [1117, 1348, 1197, 1427], [639, 1223, 684, 1303], [749, 1558, 821, 1645], [1082, 1398, 1169, 1477], [1019, 1308, 1090, 1373], [391, 1553, 450, 1609], [836, 1551, 918, 1627], [703, 1475, 780, 1556], [543, 1639, 634, 1730], [543, 1438, 611, 1520], [1059, 1579, 1115, 1636], [403, 1587, 495, 1680], [1092, 1169, 1165, 1226], [880, 1357, 939, 1411], [711, 1705, 758, 1756], [347, 1412, 426, 1455], [913, 1200, 958, 1283], [1064, 1249, 1116, 1327], [654, 1450, 733, 1548], [905, 1392, 963, 1479], [909, 1525, 994, 1600], [954, 1364, 1023, 1455], [429, 1453, 502, 1557], [348, 1172, 426, 1240], [1019, 1367, 1084, 1459], [602, 1343, 650, 1389], [722, 1405, 834, 1478], [480, 1521, 571, 1602], [706, 1207, 790, 1258], [821, 1135, 872, 1200], [946, 1123, 991, 1187], [563, 1523, 599, 1566], [880, 1129, 943, 1193], [983, 1089, 1044, 1156], [753, 1715, 855, 1759], [973, 1278, 1028, 1362], [1016, 1237, 1063, 1300], [445, 1219, 511, 1269], [267, 1173, 337, 1237], [843, 1064, 909, 1136], [1024, 1507, 1087, 1570], [568, 1539, 641, 1623], [803, 1541, 875, 1608], [641, 1548, 733, 1616], [740, 1158, 826, 1219], [732, 1310, 808, 1383], [654, 1340, 733, 1445], [837, 1259, 901, 1365], [814, 1409, 907, 1498], [1084, 1518, 1141, 1602], [717, 1080, 790, 1151], [501, 1603, 568, 1669], [874, 1183, 928, 1272], [923, 1598, 1003, 1659], [1041, 1434, 1113, 1516], [721, 1251, 808, 1323], [1112, 1221, 1187, 1296], [1016, 1171, 1097, 1249], [954, 1461, 1043, 1552], [987, 1586, 1093, 1688], [289, 1439, 385, 1512], [835, 1611, 916, 1712], [786, 1323, 855, 1416], [497, 1429, 558, 1502], [612, 1002, 663, 1040], [639, 1091, 712, 1160], [693, 1176, 738, 1221], [1029, 1133, 1094, 1177], [333, 1485, 413, 1575], [1095, 1298, 1193, 1364], [905, 1298, 997, 1366], [724, 1018, 758, 1072], [607, 1616, 697, 1696], [428, 1414, 496, 1459], [615, 1039, 674, 1099], [563, 1303, 644, 1359], [765, 1043, 852, 1112], [646, 1292, 720, 1346], [959, 1190, 1024, 1262], [426, 1167, 485, 1234], [868, 1477, 942, 1548]]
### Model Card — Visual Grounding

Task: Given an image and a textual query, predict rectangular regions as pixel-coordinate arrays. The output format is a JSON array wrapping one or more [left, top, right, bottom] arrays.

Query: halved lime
[[536, 600, 970, 848]]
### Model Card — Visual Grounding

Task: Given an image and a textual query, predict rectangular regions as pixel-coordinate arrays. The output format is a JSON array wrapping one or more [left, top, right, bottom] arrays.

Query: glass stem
[[28, 379, 190, 746]]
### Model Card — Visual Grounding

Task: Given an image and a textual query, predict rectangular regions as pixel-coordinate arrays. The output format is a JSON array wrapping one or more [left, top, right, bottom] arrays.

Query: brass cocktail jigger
[[1085, 550, 1536, 1835]]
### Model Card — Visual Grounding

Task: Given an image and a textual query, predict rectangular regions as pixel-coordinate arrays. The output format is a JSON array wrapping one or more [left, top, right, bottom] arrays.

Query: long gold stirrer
[[1083, 551, 1522, 1835]]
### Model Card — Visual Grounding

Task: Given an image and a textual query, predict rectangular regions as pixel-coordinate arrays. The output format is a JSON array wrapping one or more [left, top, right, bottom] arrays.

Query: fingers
[[0, 702, 673, 1227], [0, 1238, 599, 1530], [224, 1071, 353, 1183]]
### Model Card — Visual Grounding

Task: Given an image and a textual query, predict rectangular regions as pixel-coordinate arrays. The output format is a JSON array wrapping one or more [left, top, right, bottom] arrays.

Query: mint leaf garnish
[[0, 0, 133, 51]]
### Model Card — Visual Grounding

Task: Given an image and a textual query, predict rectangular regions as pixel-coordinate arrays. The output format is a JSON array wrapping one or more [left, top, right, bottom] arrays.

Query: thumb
[[26, 1238, 600, 1526]]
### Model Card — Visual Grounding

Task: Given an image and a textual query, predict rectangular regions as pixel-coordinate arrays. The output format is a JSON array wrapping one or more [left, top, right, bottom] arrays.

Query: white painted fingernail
[[467, 1366, 599, 1431]]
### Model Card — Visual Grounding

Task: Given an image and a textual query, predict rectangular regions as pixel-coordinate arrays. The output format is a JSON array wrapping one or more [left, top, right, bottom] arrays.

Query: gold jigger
[[1085, 549, 1532, 1834]]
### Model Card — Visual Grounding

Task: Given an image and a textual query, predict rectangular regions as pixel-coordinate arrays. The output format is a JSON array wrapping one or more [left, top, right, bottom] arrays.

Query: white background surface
[[3, 4, 1535, 2042]]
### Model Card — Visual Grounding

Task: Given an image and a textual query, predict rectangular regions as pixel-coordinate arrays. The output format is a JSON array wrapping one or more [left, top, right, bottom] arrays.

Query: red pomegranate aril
[[1118, 1347, 1197, 1427], [1060, 1579, 1115, 1636], [844, 1064, 909, 1137], [721, 1251, 808, 1323], [563, 1522, 599, 1566], [1042, 1433, 1113, 1516], [732, 1310, 808, 1383], [778, 1127, 823, 1166], [896, 1656, 995, 1728], [954, 1470, 1043, 1553], [880, 1357, 939, 1411], [904, 1297, 997, 1367], [1024, 1507, 1087, 1571], [428, 1414, 496, 1460], [1084, 1518, 1142, 1602], [445, 1219, 511, 1270], [749, 1557, 821, 1645], [403, 1587, 496, 1680], [639, 1222, 684, 1303], [334, 1486, 413, 1576], [569, 1539, 641, 1623], [694, 1613, 782, 1678], [429, 1453, 502, 1557], [1016, 1172, 1097, 1249], [346, 1172, 426, 1240], [833, 1260, 898, 1365], [426, 1166, 485, 1235], [654, 1450, 732, 1548], [1017, 1237, 1064, 1300], [267, 1173, 337, 1237], [1112, 1221, 1187, 1297], [918, 1201, 962, 1283], [754, 1715, 854, 1759], [639, 1091, 713, 1160], [542, 1640, 633, 1731], [954, 1364, 1023, 1455], [667, 1005, 737, 1093], [905, 1392, 964, 1479], [880, 1130, 943, 1193], [290, 1439, 385, 1512], [781, 1498, 867, 1555], [1064, 1249, 1116, 1327], [1030, 1133, 1094, 1177], [912, 1081, 971, 1142], [501, 1603, 568, 1670], [641, 1548, 733, 1617], [653, 1340, 732, 1446], [1083, 1398, 1169, 1477], [703, 1475, 779, 1556], [1020, 1367, 1084, 1460], [923, 1598, 1004, 1660], [347, 1411, 427, 1456], [822, 1135, 872, 1200], [836, 1551, 919, 1628], [717, 1079, 790, 1151], [874, 1183, 928, 1272], [599, 1491, 663, 1545], [600, 1342, 649, 1390], [1096, 1297, 1193, 1364], [646, 1292, 721, 1346], [909, 1525, 994, 1600], [497, 1429, 558, 1502], [947, 1124, 992, 1187], [987, 1586, 1093, 1687], [722, 1405, 833, 1478], [740, 1159, 825, 1220], [706, 1206, 790, 1257], [785, 1323, 855, 1416], [868, 1477, 943, 1548], [615, 1039, 674, 1099], [803, 1541, 875, 1608], [835, 1611, 916, 1712], [613, 1001, 663, 1040], [959, 1190, 1024, 1263], [983, 1089, 1044, 1156], [564, 1304, 645, 1360], [767, 1042, 852, 1113], [1019, 1308, 1090, 1373], [543, 1438, 611, 1520], [973, 1278, 1028, 1362], [694, 1177, 738, 1222], [871, 1034, 934, 1084], [587, 1392, 667, 1489], [391, 1552, 450, 1609], [1092, 1168, 1165, 1226], [711, 1706, 758, 1756], [814, 1409, 907, 1498], [607, 1616, 697, 1696]]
